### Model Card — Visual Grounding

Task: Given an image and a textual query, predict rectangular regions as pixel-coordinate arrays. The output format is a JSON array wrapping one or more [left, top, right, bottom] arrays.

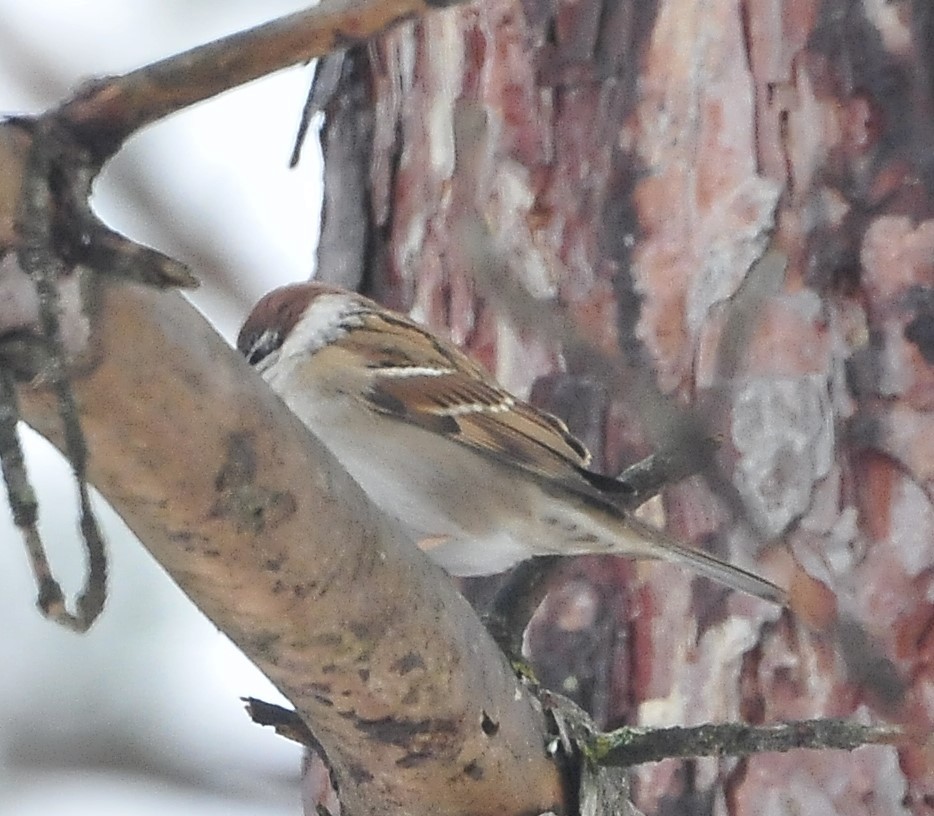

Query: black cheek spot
[[905, 313, 934, 365]]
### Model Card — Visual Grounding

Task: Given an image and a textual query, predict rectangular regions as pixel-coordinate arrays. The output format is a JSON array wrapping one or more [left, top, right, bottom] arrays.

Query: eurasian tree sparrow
[[238, 283, 785, 605]]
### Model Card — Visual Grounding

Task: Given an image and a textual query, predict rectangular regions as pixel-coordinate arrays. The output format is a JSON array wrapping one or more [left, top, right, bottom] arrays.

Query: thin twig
[[290, 50, 347, 168], [12, 120, 107, 631], [0, 364, 99, 628], [541, 689, 901, 768], [590, 718, 903, 766], [0, 368, 64, 610]]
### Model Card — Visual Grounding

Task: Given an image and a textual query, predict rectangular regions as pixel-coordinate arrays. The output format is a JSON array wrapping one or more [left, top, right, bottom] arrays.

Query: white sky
[[0, 3, 325, 814]]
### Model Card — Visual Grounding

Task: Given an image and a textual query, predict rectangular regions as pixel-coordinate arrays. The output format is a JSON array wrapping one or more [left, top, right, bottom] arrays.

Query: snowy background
[[0, 3, 325, 813]]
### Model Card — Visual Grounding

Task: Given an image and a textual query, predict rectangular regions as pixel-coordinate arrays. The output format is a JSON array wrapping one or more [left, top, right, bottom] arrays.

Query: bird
[[237, 282, 785, 605]]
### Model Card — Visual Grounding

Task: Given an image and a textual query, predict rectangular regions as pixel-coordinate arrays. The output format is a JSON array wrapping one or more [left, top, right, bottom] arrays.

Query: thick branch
[[2, 269, 565, 815]]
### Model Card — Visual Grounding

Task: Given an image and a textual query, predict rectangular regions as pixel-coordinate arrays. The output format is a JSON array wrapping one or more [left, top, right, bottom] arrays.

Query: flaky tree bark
[[317, 1, 933, 813]]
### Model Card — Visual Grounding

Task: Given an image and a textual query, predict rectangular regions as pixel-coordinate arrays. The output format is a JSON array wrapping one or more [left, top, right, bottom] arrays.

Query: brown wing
[[376, 369, 593, 479], [339, 310, 597, 488]]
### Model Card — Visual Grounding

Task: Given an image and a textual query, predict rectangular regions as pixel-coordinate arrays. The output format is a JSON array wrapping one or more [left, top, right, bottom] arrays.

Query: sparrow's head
[[237, 282, 350, 368]]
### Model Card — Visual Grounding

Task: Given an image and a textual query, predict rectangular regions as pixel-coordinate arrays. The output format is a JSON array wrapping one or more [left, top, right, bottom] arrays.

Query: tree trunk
[[317, 0, 934, 813]]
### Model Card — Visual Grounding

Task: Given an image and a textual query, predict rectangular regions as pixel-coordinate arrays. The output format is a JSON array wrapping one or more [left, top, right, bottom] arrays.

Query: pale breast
[[267, 367, 543, 573]]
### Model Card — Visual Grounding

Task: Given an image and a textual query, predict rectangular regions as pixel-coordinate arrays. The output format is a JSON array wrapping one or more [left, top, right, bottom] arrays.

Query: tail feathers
[[611, 515, 787, 606]]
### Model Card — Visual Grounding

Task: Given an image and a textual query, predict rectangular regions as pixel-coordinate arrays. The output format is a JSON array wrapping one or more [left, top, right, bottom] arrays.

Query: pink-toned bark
[[319, 0, 934, 812]]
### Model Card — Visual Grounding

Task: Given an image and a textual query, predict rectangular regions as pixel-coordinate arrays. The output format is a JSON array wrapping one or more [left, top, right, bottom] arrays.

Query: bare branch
[[543, 690, 901, 768], [57, 0, 470, 162], [591, 719, 903, 767]]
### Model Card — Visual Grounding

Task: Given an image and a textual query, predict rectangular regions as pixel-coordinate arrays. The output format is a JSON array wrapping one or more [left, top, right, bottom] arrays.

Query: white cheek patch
[[286, 294, 364, 356]]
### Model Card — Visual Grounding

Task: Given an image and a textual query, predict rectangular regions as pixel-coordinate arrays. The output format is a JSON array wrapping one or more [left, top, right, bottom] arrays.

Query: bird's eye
[[241, 329, 282, 367]]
